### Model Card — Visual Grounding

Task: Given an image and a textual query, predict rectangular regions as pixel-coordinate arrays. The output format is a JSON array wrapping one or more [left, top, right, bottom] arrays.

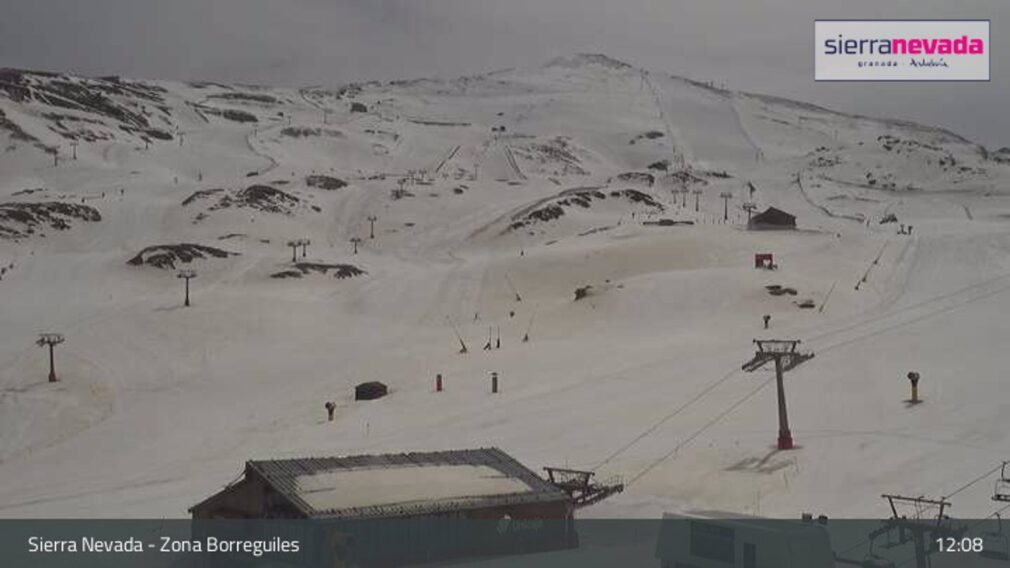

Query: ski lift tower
[[543, 467, 624, 509], [720, 192, 733, 221], [742, 339, 814, 450], [36, 333, 65, 383], [743, 202, 758, 224], [177, 269, 197, 307], [866, 494, 962, 568]]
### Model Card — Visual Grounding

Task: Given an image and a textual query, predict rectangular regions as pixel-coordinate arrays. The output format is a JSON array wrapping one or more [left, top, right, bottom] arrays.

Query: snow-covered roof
[[245, 447, 569, 519]]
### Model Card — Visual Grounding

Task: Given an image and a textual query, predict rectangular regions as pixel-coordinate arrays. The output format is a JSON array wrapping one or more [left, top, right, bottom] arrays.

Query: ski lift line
[[594, 269, 1010, 484], [524, 309, 537, 335], [834, 467, 1010, 562], [813, 277, 1010, 358], [598, 274, 1010, 486], [592, 367, 741, 471], [504, 272, 522, 301], [623, 375, 776, 488], [805, 268, 1010, 345], [944, 463, 1006, 501], [818, 281, 837, 314]]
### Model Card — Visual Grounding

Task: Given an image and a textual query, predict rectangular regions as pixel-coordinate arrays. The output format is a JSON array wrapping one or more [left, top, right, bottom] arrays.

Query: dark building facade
[[748, 207, 796, 230]]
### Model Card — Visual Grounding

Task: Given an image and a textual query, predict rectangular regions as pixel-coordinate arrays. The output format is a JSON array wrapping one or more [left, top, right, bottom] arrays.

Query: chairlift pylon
[[980, 513, 1010, 562]]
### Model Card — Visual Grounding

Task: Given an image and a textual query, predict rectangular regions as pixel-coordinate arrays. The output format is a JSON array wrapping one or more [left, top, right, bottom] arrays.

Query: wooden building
[[748, 207, 796, 231]]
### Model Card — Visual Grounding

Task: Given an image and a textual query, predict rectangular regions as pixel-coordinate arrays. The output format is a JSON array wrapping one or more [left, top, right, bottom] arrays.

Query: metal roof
[[244, 447, 569, 519]]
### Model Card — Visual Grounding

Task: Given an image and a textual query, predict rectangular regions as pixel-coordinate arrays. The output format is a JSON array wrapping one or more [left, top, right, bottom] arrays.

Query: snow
[[295, 465, 532, 512], [0, 57, 1009, 522]]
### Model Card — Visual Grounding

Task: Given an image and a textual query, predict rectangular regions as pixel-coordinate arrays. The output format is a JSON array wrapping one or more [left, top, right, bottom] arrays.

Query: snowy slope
[[1, 54, 1010, 520]]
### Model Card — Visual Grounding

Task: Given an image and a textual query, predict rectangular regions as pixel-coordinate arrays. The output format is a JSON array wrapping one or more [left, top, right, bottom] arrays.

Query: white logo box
[[815, 20, 990, 81]]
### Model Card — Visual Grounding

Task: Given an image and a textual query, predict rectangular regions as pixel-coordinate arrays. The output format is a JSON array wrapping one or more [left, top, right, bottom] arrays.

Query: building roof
[[241, 447, 569, 519], [751, 207, 795, 224], [749, 207, 796, 228]]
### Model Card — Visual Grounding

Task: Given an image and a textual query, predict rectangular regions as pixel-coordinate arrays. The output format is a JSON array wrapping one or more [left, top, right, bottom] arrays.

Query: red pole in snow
[[436, 373, 443, 392]]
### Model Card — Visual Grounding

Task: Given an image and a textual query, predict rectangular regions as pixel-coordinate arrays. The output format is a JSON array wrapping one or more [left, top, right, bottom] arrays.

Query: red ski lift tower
[[742, 339, 814, 450]]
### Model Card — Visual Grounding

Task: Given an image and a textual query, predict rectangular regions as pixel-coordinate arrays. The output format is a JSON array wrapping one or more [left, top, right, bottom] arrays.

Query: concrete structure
[[189, 447, 573, 521]]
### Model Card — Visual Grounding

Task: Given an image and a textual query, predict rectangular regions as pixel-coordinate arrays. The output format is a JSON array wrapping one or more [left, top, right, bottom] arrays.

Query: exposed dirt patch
[[613, 172, 655, 186], [271, 263, 366, 280], [127, 244, 238, 269], [183, 185, 305, 218], [0, 201, 101, 240], [305, 175, 347, 190], [281, 127, 344, 139], [508, 188, 663, 232]]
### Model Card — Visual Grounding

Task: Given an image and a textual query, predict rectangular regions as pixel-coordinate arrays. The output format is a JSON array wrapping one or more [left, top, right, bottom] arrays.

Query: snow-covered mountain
[[2, 53, 1010, 519]]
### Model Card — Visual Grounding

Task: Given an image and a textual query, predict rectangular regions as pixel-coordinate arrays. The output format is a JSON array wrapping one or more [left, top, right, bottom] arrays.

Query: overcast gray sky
[[0, 0, 1005, 147]]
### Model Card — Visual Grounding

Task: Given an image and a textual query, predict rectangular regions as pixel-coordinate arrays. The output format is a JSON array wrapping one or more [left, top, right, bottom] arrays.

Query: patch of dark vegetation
[[204, 107, 258, 123], [578, 225, 613, 237], [407, 119, 471, 127], [864, 170, 897, 190], [217, 233, 246, 240], [514, 137, 588, 176], [0, 70, 155, 129], [11, 187, 44, 197], [127, 243, 238, 269], [184, 185, 304, 217], [39, 111, 111, 142], [305, 175, 347, 190], [281, 126, 344, 138], [207, 92, 278, 104], [669, 170, 709, 186], [766, 285, 798, 296], [0, 108, 40, 144], [558, 190, 607, 209], [609, 189, 663, 208], [527, 204, 566, 225], [704, 170, 732, 178], [350, 102, 368, 113], [878, 134, 940, 154], [144, 128, 173, 141], [993, 147, 1010, 165], [643, 219, 694, 227], [573, 285, 594, 301], [225, 185, 300, 214], [647, 160, 670, 172], [453, 186, 466, 195], [630, 130, 665, 144], [614, 172, 655, 186], [509, 188, 663, 231], [181, 188, 225, 206], [809, 147, 841, 168], [271, 262, 366, 280], [0, 201, 101, 240]]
